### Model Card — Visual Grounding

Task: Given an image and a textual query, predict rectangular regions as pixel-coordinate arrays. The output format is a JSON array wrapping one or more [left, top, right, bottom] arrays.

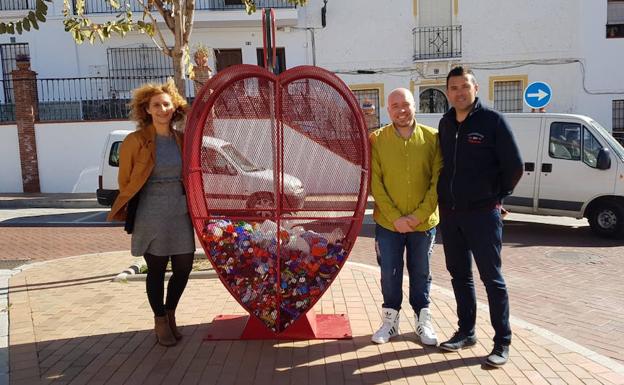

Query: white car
[[96, 130, 306, 216]]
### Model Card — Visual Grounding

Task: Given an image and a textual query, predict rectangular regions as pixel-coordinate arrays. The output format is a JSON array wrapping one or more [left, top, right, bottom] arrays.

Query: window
[[215, 49, 243, 72], [109, 142, 121, 167], [352, 89, 381, 131], [107, 46, 173, 92], [613, 99, 624, 143], [0, 0, 35, 10], [583, 127, 603, 168], [549, 122, 581, 160], [419, 87, 448, 113], [256, 47, 286, 74], [549, 122, 604, 168], [0, 43, 30, 103], [493, 80, 523, 112], [607, 0, 624, 38], [203, 148, 235, 175]]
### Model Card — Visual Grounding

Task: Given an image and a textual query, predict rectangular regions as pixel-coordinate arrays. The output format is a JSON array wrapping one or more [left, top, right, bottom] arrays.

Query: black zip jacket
[[437, 98, 523, 210]]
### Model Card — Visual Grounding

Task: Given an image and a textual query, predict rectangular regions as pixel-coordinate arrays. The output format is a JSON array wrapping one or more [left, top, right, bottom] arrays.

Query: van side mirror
[[596, 148, 612, 170]]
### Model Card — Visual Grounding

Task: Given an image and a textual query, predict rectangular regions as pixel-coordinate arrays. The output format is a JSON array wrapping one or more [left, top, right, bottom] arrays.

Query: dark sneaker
[[485, 344, 509, 367], [439, 331, 477, 352]]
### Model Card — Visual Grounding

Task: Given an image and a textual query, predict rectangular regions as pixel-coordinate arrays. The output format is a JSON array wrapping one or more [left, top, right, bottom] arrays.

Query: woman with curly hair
[[108, 79, 194, 346]]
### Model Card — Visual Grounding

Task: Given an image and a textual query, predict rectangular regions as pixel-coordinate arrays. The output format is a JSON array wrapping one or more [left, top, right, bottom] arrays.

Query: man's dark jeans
[[440, 207, 512, 346], [375, 224, 436, 314]]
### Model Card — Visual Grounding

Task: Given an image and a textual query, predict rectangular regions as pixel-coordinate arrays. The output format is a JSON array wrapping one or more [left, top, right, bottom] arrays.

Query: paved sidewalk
[[6, 252, 624, 385]]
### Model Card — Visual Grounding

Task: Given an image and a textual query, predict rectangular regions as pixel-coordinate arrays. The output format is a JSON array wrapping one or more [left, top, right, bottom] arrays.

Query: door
[[505, 117, 542, 213], [418, 0, 452, 26], [536, 119, 617, 216], [215, 49, 243, 72], [256, 47, 286, 74]]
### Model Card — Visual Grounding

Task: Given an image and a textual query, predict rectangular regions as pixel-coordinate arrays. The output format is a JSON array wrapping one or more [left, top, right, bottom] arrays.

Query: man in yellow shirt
[[369, 88, 442, 345]]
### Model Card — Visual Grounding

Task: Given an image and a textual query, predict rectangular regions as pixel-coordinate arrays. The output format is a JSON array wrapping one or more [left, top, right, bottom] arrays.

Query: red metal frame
[[184, 64, 369, 338]]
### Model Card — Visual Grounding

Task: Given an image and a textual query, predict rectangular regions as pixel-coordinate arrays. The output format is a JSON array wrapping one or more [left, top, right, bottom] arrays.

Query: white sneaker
[[415, 308, 438, 346], [371, 308, 400, 344]]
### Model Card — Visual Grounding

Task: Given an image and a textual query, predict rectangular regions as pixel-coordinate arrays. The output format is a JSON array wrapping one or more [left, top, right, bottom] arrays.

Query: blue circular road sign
[[524, 81, 552, 109]]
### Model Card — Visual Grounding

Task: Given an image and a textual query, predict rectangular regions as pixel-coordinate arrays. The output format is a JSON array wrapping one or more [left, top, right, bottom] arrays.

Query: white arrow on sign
[[527, 89, 549, 101]]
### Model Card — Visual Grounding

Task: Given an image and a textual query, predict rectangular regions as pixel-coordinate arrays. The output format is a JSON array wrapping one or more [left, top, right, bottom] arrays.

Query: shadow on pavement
[[0, 211, 120, 227], [10, 331, 487, 384], [4, 274, 117, 294], [358, 221, 623, 248]]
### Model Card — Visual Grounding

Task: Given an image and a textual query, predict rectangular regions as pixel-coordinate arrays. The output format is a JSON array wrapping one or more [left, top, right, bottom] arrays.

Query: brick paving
[[0, 227, 130, 262], [354, 221, 624, 365], [2, 215, 624, 380], [8, 251, 624, 385]]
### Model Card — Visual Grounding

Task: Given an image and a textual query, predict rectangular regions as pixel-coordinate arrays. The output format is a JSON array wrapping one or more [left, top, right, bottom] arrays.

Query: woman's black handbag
[[124, 194, 140, 234]]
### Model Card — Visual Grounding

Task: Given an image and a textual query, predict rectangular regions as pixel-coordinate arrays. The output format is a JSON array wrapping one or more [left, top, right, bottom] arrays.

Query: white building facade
[[1, 0, 623, 192]]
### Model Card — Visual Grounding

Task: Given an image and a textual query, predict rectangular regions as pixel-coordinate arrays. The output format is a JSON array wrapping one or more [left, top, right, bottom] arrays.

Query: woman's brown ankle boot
[[166, 309, 182, 340], [154, 316, 177, 346]]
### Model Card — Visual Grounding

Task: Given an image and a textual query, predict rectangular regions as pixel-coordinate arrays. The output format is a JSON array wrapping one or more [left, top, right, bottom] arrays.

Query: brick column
[[12, 58, 41, 193]]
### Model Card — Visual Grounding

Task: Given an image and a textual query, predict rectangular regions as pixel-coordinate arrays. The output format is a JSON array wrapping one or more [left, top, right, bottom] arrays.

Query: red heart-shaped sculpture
[[184, 64, 369, 333]]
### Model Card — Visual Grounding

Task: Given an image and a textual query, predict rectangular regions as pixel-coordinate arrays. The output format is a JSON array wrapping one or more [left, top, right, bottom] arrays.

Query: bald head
[[388, 88, 414, 105], [387, 88, 416, 130]]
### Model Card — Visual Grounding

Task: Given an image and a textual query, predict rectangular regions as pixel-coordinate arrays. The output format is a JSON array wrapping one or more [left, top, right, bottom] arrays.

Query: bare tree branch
[[136, 0, 171, 56], [152, 0, 176, 32], [182, 0, 195, 44]]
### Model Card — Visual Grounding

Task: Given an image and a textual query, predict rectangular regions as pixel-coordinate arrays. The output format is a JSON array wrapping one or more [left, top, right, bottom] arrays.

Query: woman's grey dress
[[131, 135, 195, 257]]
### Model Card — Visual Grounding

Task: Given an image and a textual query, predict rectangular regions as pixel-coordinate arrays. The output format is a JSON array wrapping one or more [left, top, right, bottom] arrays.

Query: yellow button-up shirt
[[369, 121, 442, 232]]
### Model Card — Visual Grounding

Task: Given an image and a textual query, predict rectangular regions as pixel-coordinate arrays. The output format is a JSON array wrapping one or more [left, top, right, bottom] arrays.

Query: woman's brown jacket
[[107, 124, 184, 222]]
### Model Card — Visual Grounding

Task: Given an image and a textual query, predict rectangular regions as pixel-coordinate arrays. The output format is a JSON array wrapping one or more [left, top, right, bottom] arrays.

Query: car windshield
[[589, 119, 624, 161], [221, 144, 264, 172]]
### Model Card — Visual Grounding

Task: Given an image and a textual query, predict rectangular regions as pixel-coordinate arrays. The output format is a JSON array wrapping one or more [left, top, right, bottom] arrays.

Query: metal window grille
[[0, 43, 30, 104], [77, 0, 294, 13], [352, 89, 380, 132], [613, 99, 624, 143], [194, 0, 296, 10], [493, 80, 523, 113], [0, 0, 35, 10], [412, 25, 462, 61], [419, 88, 448, 113], [107, 46, 174, 93], [78, 0, 159, 13]]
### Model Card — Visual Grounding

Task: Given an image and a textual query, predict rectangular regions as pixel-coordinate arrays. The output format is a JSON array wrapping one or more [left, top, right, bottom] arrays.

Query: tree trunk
[[172, 48, 185, 97], [172, 0, 186, 97]]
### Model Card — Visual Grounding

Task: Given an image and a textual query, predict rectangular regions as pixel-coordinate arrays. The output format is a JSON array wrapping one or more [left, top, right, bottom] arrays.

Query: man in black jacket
[[437, 66, 523, 367]]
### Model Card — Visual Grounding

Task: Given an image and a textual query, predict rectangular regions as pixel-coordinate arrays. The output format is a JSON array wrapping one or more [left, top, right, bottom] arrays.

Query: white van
[[96, 130, 306, 215], [416, 113, 624, 238]]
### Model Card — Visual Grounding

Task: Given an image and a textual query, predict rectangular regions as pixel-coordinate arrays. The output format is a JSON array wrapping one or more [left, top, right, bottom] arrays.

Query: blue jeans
[[439, 208, 512, 346], [375, 224, 436, 314]]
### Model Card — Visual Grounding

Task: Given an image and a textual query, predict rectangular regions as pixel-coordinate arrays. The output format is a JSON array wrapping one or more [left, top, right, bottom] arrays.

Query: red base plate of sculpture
[[204, 310, 352, 340]]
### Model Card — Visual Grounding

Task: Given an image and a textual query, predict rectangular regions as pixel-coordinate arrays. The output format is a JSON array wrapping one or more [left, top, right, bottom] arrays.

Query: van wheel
[[247, 193, 275, 218], [588, 201, 624, 238]]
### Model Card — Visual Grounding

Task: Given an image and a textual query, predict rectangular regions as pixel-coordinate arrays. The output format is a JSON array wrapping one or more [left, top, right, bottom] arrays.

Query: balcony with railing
[[76, 0, 295, 14], [1, 76, 196, 123], [413, 25, 462, 61]]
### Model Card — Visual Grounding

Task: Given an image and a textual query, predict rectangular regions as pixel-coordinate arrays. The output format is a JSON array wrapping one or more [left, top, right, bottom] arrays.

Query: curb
[[112, 258, 146, 282], [0, 199, 101, 210], [113, 249, 217, 282], [122, 270, 218, 281]]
